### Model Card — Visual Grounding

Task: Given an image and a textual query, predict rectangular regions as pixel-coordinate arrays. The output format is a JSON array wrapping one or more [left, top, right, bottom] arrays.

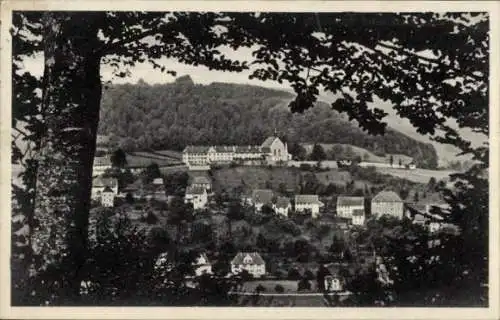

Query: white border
[[1, 1, 499, 319]]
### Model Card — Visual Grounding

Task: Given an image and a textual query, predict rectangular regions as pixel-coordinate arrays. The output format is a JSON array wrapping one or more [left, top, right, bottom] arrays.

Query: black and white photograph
[[1, 0, 498, 318]]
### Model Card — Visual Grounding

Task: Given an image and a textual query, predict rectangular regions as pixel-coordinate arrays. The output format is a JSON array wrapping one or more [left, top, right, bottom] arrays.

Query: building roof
[[372, 190, 402, 203], [352, 209, 365, 217], [252, 189, 274, 205], [275, 196, 291, 209], [92, 176, 118, 188], [261, 136, 279, 148], [183, 145, 211, 153], [93, 156, 111, 167], [96, 135, 111, 146], [234, 145, 263, 153], [152, 177, 164, 185], [295, 194, 322, 205], [102, 186, 114, 193], [337, 196, 364, 207], [192, 175, 211, 185], [231, 252, 265, 266], [186, 186, 206, 195]]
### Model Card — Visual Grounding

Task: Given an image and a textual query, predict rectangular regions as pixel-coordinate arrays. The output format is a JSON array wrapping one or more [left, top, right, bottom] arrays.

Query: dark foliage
[[98, 81, 438, 168]]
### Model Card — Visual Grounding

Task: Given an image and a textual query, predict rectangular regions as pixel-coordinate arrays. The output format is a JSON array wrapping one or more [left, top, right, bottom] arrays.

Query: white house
[[181, 136, 291, 167], [336, 196, 365, 219], [92, 156, 112, 177], [324, 275, 343, 292], [152, 177, 164, 186], [91, 176, 118, 200], [371, 190, 404, 219], [251, 189, 274, 212], [230, 252, 266, 278], [351, 209, 366, 226], [189, 175, 212, 192], [193, 253, 212, 276], [184, 186, 208, 210], [295, 195, 324, 218], [273, 196, 291, 217], [100, 186, 115, 207]]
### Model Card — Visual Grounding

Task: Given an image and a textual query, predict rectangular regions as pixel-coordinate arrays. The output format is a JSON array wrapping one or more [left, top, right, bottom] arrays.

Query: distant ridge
[[98, 77, 438, 169]]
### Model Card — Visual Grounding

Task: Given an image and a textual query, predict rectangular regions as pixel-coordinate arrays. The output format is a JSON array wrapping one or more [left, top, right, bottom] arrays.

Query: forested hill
[[98, 76, 438, 168]]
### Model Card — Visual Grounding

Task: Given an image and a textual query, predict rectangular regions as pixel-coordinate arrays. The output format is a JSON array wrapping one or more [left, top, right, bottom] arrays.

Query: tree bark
[[31, 12, 102, 299]]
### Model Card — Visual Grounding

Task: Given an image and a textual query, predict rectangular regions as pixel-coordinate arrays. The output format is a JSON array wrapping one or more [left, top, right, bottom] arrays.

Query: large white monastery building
[[182, 136, 292, 166]]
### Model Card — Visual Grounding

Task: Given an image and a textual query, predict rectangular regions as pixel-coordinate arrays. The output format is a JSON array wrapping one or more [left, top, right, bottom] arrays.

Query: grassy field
[[375, 167, 455, 184], [301, 143, 414, 165], [127, 151, 183, 168]]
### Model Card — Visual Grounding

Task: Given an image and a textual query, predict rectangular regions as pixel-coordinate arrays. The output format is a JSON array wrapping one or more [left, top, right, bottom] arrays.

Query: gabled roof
[[372, 190, 402, 203], [261, 136, 279, 148], [275, 196, 291, 209], [214, 145, 236, 153], [352, 209, 365, 217], [186, 186, 206, 195], [152, 177, 164, 185], [234, 145, 263, 153], [337, 196, 364, 207], [183, 145, 211, 153], [192, 175, 211, 185], [102, 186, 114, 193], [406, 204, 444, 222], [92, 176, 118, 188], [231, 252, 265, 265], [252, 189, 274, 205], [96, 134, 111, 145], [93, 156, 111, 167], [295, 194, 322, 205]]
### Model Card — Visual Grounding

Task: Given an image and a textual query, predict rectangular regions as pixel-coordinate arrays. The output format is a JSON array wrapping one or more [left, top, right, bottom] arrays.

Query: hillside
[[210, 166, 352, 195], [97, 76, 438, 169]]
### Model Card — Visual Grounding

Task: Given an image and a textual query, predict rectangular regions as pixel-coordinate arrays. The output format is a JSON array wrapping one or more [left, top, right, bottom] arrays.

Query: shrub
[[279, 220, 301, 236], [287, 268, 301, 280], [299, 163, 313, 171], [297, 278, 312, 291], [304, 269, 315, 280], [256, 284, 266, 293], [275, 284, 285, 293], [144, 211, 159, 224]]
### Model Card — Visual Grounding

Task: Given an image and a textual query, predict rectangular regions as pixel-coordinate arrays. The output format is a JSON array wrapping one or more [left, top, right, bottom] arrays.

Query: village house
[[295, 195, 324, 218], [324, 275, 343, 292], [189, 175, 212, 192], [193, 253, 212, 276], [351, 209, 366, 226], [336, 196, 365, 219], [184, 186, 208, 210], [250, 189, 274, 212], [273, 196, 292, 217], [101, 186, 115, 207], [371, 190, 404, 219], [92, 156, 112, 177], [181, 136, 291, 167], [230, 252, 266, 278], [406, 203, 445, 233], [91, 176, 118, 200], [152, 177, 164, 186]]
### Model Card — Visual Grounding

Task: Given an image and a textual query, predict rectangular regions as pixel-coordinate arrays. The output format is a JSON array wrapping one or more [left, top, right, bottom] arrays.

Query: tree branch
[[97, 28, 160, 56], [376, 42, 484, 82]]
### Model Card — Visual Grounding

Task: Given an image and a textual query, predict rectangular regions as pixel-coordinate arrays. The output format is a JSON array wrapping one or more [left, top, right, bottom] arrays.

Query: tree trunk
[[30, 12, 102, 300]]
